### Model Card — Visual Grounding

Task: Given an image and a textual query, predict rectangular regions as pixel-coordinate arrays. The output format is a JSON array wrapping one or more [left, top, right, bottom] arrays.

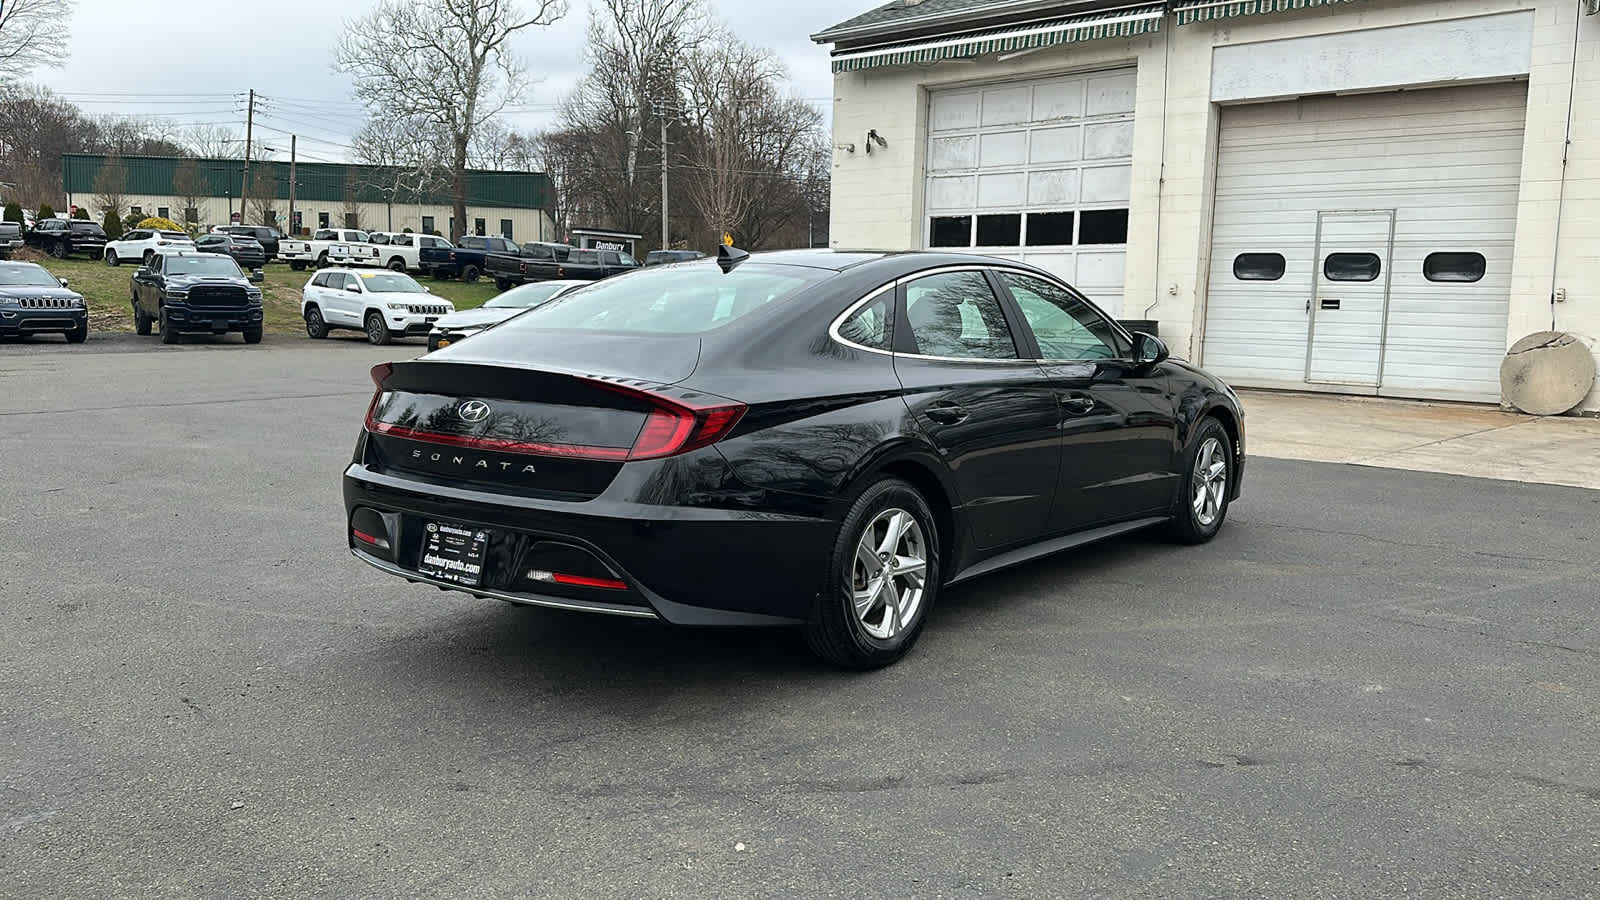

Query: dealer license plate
[[418, 522, 489, 587]]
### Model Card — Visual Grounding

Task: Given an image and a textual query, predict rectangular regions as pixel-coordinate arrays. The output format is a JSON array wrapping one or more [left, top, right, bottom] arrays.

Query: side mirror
[[249, 270, 265, 284], [346, 284, 361, 294], [1133, 332, 1169, 366], [58, 278, 69, 288], [423, 286, 432, 293]]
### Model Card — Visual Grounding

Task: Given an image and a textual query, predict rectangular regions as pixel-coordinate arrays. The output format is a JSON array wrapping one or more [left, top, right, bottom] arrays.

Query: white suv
[[104, 229, 195, 267], [300, 268, 454, 345]]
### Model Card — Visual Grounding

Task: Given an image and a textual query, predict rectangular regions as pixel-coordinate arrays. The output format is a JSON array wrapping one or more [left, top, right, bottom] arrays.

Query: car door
[[993, 269, 1179, 530], [325, 273, 358, 325], [891, 267, 1062, 551], [134, 254, 163, 315]]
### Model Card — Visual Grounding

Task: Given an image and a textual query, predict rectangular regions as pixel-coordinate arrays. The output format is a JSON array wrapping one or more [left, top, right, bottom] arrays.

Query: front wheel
[[315, 253, 329, 269], [364, 310, 391, 346], [1166, 417, 1236, 544], [461, 265, 481, 283], [159, 310, 179, 345], [105, 250, 120, 267], [388, 257, 407, 272], [804, 478, 940, 669], [134, 303, 152, 336], [304, 306, 328, 339], [65, 323, 87, 344], [242, 327, 263, 345]]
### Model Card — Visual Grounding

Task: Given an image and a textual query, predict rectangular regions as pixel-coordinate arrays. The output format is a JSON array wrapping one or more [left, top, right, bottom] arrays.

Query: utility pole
[[288, 135, 297, 237], [240, 89, 255, 225], [656, 102, 669, 251]]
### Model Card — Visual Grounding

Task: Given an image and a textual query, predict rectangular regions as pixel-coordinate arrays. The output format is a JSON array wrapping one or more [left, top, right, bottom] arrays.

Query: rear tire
[[461, 265, 481, 283], [388, 257, 406, 272], [105, 249, 119, 266], [290, 261, 307, 271], [48, 242, 66, 259], [304, 305, 328, 339], [1166, 417, 1235, 545], [364, 310, 391, 346], [494, 278, 512, 292], [242, 326, 263, 345], [315, 252, 329, 269], [159, 310, 179, 345], [803, 478, 940, 670]]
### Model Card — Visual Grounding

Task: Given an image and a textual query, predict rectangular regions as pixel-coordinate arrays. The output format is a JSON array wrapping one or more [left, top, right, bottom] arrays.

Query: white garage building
[[814, 0, 1600, 411]]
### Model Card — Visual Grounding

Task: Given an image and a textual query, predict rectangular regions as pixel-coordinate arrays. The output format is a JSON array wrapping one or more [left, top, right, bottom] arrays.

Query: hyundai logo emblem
[[457, 400, 492, 423]]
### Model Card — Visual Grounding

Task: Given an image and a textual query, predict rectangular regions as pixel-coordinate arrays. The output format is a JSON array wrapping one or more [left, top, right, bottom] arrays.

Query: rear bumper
[[343, 462, 835, 627]]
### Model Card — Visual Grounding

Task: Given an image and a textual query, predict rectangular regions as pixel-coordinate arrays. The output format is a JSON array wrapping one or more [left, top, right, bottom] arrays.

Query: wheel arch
[[842, 440, 962, 579]]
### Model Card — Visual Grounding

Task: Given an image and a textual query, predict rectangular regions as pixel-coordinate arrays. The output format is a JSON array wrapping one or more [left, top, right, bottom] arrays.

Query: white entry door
[[1306, 211, 1394, 387]]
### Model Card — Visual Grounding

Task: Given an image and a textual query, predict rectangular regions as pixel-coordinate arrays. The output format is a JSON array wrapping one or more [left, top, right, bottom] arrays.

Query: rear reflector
[[352, 528, 389, 550], [529, 570, 628, 590]]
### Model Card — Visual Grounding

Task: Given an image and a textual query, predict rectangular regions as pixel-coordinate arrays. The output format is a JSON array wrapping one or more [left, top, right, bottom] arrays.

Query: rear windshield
[[70, 222, 106, 234], [0, 223, 20, 235], [160, 232, 192, 240], [503, 263, 824, 335]]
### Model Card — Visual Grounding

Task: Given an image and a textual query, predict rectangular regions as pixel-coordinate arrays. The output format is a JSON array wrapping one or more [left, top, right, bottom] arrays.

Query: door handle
[[1060, 396, 1095, 416], [925, 402, 968, 425]]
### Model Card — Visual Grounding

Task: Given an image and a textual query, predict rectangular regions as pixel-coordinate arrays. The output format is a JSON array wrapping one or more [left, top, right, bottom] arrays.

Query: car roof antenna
[[717, 244, 749, 274]]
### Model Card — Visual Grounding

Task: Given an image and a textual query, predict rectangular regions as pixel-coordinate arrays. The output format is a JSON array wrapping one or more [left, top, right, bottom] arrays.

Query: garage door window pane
[[1324, 253, 1381, 282], [904, 271, 1019, 359], [1079, 209, 1128, 245], [1423, 252, 1486, 283], [976, 214, 1021, 246], [1233, 253, 1286, 281], [930, 216, 972, 248], [1025, 212, 1074, 246]]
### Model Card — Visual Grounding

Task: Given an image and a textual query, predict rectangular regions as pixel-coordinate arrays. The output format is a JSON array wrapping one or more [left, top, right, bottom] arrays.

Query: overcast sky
[[42, 0, 872, 162]]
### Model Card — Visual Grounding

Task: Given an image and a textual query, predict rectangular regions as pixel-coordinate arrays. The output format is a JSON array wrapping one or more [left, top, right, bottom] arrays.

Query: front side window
[[836, 292, 894, 351], [618, 252, 637, 267], [903, 271, 1018, 360], [998, 271, 1120, 361], [601, 251, 620, 266], [504, 263, 824, 335]]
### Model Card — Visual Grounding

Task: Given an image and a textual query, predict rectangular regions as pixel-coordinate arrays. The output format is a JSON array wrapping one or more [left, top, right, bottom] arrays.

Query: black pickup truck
[[132, 251, 265, 344], [484, 243, 638, 290], [417, 235, 518, 283]]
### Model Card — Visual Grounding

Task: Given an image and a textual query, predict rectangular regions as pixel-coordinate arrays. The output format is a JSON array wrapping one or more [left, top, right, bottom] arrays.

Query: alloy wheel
[[1192, 437, 1229, 527], [849, 508, 928, 641]]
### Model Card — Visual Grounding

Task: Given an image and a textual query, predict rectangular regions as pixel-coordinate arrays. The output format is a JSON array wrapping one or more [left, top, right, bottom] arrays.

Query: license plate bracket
[[418, 522, 490, 587]]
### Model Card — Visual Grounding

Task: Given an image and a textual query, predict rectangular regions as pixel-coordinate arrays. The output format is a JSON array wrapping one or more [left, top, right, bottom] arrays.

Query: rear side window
[[505, 263, 825, 335], [314, 230, 336, 241], [312, 273, 330, 287], [1423, 252, 1486, 283], [836, 293, 894, 351], [903, 271, 1019, 360], [1233, 253, 1286, 281]]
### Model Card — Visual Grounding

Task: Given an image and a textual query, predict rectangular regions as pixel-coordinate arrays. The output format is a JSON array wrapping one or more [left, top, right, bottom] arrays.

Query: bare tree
[[336, 0, 566, 240], [342, 170, 364, 230], [183, 124, 245, 159], [247, 168, 280, 226], [0, 0, 77, 76], [353, 113, 449, 231], [0, 84, 96, 208], [171, 158, 208, 228], [91, 152, 128, 219]]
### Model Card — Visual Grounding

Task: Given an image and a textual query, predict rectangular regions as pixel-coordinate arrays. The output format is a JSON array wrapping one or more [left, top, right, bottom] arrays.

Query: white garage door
[[1201, 82, 1527, 401], [925, 69, 1136, 317]]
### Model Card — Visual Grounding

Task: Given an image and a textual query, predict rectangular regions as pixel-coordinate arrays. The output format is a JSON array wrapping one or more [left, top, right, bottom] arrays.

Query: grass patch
[[27, 256, 500, 333]]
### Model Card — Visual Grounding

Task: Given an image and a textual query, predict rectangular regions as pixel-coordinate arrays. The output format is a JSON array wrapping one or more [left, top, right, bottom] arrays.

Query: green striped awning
[[830, 5, 1164, 74], [1173, 0, 1363, 25]]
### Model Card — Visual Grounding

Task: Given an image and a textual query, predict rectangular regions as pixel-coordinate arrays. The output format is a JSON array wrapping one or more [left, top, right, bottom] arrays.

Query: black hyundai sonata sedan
[[344, 247, 1245, 668]]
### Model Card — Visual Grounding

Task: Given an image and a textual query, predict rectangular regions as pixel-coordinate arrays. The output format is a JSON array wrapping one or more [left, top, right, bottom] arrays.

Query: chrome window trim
[[827, 262, 1138, 366]]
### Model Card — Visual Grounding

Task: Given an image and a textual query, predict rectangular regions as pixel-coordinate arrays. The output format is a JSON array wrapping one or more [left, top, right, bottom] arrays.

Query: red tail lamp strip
[[364, 366, 744, 462], [551, 573, 628, 590], [352, 528, 388, 548]]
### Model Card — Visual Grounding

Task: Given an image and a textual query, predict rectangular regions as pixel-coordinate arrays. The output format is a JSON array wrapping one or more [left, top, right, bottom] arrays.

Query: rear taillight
[[362, 370, 744, 462]]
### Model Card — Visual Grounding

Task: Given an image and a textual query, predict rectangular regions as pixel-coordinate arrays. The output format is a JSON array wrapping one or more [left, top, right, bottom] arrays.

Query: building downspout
[[1144, 2, 1174, 324]]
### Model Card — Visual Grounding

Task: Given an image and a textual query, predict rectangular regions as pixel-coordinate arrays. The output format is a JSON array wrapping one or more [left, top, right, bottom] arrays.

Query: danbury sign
[[569, 227, 643, 257]]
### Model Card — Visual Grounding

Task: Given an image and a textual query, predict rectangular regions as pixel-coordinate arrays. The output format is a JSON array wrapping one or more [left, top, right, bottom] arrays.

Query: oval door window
[[1324, 253, 1381, 282], [1423, 252, 1487, 283], [1233, 253, 1286, 281]]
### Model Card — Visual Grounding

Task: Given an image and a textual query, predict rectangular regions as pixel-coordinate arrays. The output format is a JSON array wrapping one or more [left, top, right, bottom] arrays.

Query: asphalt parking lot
[[3, 336, 1599, 898]]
